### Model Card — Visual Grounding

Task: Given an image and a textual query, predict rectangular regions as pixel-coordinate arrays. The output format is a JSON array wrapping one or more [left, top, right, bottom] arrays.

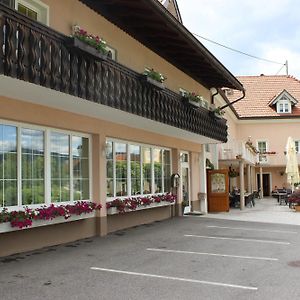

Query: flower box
[[70, 37, 108, 61], [0, 211, 96, 234], [142, 75, 165, 90], [106, 201, 174, 215]]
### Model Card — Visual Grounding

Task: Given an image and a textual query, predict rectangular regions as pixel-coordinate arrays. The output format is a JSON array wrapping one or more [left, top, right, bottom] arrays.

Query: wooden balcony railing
[[0, 4, 227, 142]]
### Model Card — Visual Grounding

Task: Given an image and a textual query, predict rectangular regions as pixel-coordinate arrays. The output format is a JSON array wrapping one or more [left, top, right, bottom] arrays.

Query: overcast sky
[[176, 0, 300, 78]]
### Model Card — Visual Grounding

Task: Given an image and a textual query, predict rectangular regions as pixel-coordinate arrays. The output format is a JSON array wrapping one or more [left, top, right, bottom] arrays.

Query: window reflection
[[115, 143, 127, 196], [142, 147, 151, 194], [130, 145, 141, 195]]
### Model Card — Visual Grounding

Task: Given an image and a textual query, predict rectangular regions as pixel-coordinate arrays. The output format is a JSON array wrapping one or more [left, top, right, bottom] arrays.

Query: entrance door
[[180, 152, 190, 213], [257, 174, 270, 196], [207, 169, 229, 212]]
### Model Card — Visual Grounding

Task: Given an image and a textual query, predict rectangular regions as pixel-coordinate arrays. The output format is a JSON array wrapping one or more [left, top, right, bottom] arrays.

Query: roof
[[158, 0, 182, 23], [226, 75, 300, 118], [79, 0, 244, 91]]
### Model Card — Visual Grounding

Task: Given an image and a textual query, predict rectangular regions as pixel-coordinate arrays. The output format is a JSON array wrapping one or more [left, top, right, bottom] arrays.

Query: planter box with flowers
[[0, 201, 101, 233], [106, 193, 176, 215], [70, 25, 110, 60], [182, 92, 203, 108], [209, 106, 225, 119], [142, 67, 166, 90]]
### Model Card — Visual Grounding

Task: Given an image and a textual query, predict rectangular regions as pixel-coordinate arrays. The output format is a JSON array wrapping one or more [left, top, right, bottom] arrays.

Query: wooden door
[[207, 169, 229, 212]]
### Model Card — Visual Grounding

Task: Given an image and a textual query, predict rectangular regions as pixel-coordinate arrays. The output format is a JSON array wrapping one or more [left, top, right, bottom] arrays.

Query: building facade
[[0, 0, 243, 256]]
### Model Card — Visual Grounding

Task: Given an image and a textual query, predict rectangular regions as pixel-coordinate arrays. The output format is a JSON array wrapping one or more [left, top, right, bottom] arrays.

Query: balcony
[[219, 140, 258, 165], [0, 4, 228, 142]]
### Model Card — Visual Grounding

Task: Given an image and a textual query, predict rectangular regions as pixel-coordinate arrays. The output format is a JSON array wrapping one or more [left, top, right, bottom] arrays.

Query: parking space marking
[[207, 225, 297, 234], [90, 267, 258, 290], [147, 248, 278, 261], [184, 235, 290, 245]]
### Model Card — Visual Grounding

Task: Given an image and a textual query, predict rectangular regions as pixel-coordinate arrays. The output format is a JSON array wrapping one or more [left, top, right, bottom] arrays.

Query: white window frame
[[276, 99, 291, 113], [106, 138, 172, 201], [15, 0, 49, 25], [0, 119, 92, 211], [257, 140, 268, 163]]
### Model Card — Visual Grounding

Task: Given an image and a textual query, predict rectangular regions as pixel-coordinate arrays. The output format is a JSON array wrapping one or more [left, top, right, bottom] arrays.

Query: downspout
[[220, 89, 246, 110], [211, 88, 219, 105]]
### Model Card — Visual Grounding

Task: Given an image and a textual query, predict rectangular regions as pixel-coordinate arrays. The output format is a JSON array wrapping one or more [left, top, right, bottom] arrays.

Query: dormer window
[[269, 89, 298, 115], [277, 99, 291, 113]]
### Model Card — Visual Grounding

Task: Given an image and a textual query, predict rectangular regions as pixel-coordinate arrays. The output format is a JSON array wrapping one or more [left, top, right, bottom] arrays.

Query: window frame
[[106, 138, 172, 201], [257, 140, 268, 163], [0, 119, 92, 211], [15, 0, 49, 25], [276, 99, 291, 113]]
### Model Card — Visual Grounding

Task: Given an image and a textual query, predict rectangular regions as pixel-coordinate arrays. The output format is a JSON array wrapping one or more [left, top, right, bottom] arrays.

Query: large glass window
[[258, 141, 268, 163], [51, 132, 70, 202], [130, 145, 141, 195], [21, 128, 44, 205], [0, 125, 17, 207], [106, 140, 171, 198], [72, 136, 89, 200]]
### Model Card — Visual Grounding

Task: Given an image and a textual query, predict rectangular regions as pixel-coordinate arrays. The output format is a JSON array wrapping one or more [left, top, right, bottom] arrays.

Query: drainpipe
[[219, 89, 246, 110], [211, 88, 219, 105]]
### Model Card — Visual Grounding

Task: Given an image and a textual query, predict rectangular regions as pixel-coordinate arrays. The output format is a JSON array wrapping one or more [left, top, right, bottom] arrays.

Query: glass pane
[[4, 180, 17, 206], [4, 152, 17, 179], [0, 181, 3, 207], [2, 125, 17, 153], [61, 179, 70, 202], [51, 179, 61, 202], [163, 150, 171, 193], [154, 148, 162, 193], [72, 136, 89, 200], [142, 147, 151, 194], [21, 128, 45, 205], [17, 3, 38, 21], [130, 145, 141, 195], [115, 143, 127, 196], [106, 178, 113, 197]]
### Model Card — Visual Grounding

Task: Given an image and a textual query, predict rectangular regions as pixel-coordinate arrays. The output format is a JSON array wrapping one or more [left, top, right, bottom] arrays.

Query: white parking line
[[184, 234, 290, 245], [90, 267, 258, 290], [207, 225, 297, 234], [147, 248, 278, 261]]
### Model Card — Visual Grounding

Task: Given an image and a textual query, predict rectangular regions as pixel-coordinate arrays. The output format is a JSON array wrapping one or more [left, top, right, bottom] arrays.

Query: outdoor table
[[275, 192, 288, 205]]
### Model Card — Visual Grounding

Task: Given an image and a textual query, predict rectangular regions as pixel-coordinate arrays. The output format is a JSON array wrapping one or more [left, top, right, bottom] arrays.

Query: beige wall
[[237, 121, 300, 167], [42, 0, 210, 99]]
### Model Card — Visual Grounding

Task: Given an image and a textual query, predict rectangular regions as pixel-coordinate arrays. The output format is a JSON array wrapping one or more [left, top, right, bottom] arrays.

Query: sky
[[176, 0, 300, 78]]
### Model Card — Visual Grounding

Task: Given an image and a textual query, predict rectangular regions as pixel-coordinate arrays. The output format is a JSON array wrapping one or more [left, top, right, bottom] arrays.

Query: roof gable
[[269, 89, 298, 106], [158, 0, 182, 23]]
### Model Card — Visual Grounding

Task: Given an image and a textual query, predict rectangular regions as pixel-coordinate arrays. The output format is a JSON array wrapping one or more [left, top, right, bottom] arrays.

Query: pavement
[[201, 196, 300, 226]]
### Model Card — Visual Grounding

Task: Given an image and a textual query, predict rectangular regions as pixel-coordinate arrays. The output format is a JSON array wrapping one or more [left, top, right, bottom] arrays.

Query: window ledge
[[0, 212, 96, 234], [107, 201, 174, 215]]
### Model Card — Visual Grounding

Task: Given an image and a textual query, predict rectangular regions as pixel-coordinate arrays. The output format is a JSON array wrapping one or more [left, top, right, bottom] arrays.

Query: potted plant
[[142, 67, 166, 89], [70, 25, 109, 60], [182, 199, 189, 215], [182, 92, 203, 108]]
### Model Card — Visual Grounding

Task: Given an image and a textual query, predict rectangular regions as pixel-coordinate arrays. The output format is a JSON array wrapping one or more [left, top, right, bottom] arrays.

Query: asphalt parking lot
[[1, 216, 300, 300]]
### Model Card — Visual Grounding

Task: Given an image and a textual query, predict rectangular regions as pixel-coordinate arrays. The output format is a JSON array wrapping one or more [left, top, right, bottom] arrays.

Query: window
[[21, 128, 44, 205], [295, 141, 300, 153], [0, 125, 18, 207], [106, 139, 171, 199], [72, 136, 90, 200], [258, 141, 268, 163], [0, 0, 49, 25], [277, 100, 291, 114], [0, 120, 91, 209]]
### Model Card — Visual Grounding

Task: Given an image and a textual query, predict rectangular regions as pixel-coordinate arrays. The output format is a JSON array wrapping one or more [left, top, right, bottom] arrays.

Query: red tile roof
[[227, 75, 300, 118]]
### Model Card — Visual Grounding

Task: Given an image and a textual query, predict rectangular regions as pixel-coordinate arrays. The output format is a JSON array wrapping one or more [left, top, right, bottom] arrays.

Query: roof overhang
[[79, 0, 244, 91]]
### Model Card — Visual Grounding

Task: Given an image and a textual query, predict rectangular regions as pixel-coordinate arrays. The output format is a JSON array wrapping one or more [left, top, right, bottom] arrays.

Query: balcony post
[[247, 164, 251, 193], [259, 167, 264, 199], [239, 160, 245, 210]]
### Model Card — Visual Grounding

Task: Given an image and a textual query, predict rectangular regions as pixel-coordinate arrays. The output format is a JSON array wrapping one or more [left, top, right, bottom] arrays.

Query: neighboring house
[[0, 0, 243, 257], [216, 75, 300, 203]]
